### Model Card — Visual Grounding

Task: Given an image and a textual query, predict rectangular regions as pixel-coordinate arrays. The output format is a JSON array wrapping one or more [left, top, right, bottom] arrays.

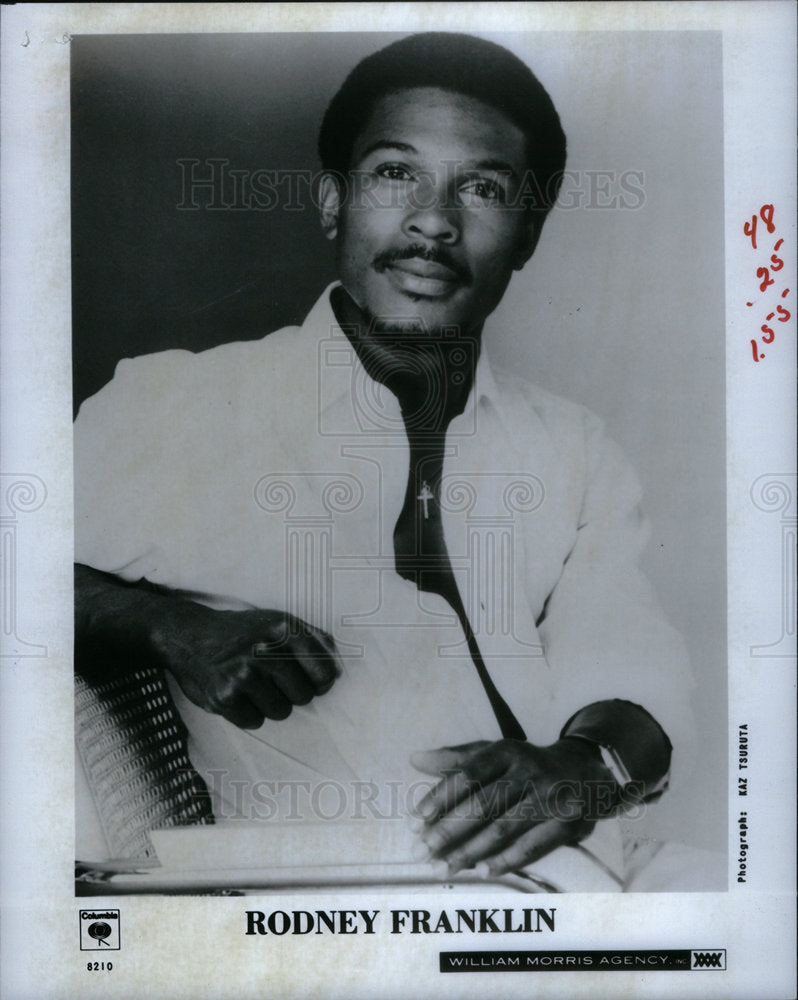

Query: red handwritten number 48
[[745, 204, 791, 362]]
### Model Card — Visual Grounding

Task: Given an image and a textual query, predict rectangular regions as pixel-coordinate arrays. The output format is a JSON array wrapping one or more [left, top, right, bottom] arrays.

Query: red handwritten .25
[[745, 204, 791, 362]]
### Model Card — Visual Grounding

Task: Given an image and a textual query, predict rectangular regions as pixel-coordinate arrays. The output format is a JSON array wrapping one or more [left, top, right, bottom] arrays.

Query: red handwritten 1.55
[[744, 204, 791, 362]]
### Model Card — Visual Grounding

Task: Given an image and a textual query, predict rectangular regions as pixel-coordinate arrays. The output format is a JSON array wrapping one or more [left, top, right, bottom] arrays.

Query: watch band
[[560, 699, 673, 801], [563, 731, 670, 799]]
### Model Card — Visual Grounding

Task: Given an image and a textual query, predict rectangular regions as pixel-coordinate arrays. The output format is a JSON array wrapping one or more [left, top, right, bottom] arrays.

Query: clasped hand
[[411, 738, 618, 875], [153, 604, 340, 729]]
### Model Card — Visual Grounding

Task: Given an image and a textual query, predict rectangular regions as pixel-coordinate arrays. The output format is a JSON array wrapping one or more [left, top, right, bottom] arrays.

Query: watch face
[[599, 745, 633, 787]]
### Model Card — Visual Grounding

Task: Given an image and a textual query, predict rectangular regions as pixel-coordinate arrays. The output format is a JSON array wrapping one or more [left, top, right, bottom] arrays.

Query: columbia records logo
[[79, 909, 120, 950], [691, 950, 725, 969]]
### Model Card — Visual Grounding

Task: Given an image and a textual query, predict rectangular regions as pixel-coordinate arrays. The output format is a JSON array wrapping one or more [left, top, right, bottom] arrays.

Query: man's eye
[[375, 163, 413, 181], [460, 179, 506, 204]]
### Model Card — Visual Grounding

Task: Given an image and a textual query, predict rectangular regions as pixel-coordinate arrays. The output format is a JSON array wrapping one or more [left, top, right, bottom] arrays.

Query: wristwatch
[[560, 699, 672, 801]]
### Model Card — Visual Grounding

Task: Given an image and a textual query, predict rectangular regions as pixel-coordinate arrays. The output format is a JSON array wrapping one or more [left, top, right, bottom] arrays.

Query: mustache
[[373, 244, 472, 284]]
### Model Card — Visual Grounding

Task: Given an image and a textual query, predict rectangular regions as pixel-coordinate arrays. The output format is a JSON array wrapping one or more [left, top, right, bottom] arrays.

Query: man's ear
[[318, 173, 342, 240], [512, 214, 545, 271]]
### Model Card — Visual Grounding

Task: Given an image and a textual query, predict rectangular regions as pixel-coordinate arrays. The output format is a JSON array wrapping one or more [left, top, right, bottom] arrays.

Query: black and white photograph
[[1, 4, 795, 999], [71, 27, 727, 894]]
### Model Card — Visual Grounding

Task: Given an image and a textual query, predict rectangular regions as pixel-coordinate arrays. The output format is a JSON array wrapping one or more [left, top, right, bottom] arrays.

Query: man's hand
[[75, 564, 340, 731], [410, 738, 618, 876], [151, 604, 341, 730]]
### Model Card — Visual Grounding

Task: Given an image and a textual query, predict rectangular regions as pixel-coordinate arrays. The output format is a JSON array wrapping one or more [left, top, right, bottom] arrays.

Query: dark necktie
[[332, 289, 526, 741], [390, 364, 527, 743]]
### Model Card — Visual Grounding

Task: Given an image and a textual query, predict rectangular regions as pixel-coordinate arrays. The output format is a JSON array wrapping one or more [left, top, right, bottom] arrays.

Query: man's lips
[[388, 258, 460, 282], [384, 264, 461, 298], [374, 247, 470, 298]]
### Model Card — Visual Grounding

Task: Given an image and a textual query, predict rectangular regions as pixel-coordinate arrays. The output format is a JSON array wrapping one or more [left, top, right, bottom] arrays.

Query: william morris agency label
[[439, 950, 727, 972]]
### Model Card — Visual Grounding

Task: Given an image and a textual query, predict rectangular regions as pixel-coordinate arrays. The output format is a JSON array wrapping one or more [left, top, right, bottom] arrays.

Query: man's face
[[321, 87, 538, 337]]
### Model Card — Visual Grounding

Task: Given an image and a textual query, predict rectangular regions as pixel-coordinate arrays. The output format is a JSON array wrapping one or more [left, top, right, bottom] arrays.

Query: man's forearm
[[75, 564, 341, 725], [74, 563, 182, 667]]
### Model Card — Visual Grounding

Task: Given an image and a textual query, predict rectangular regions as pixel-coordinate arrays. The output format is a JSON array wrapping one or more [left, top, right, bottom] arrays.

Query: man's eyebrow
[[355, 140, 419, 161], [465, 159, 520, 182]]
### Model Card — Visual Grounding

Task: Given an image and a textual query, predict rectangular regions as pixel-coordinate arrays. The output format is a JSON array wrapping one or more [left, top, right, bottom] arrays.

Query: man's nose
[[401, 181, 460, 244]]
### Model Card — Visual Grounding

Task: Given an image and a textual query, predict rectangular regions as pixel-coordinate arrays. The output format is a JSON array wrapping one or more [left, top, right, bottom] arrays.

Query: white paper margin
[[1, 3, 795, 998]]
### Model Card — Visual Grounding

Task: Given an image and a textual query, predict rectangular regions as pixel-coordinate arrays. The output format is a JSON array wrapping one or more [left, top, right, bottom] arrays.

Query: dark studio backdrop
[[71, 33, 408, 412], [71, 31, 726, 859]]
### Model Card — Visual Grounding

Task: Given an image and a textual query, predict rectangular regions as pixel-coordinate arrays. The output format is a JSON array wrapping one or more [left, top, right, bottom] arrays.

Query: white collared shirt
[[75, 284, 695, 883]]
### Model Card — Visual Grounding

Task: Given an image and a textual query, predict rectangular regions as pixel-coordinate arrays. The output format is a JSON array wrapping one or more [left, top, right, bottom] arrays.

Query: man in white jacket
[[75, 33, 710, 889]]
